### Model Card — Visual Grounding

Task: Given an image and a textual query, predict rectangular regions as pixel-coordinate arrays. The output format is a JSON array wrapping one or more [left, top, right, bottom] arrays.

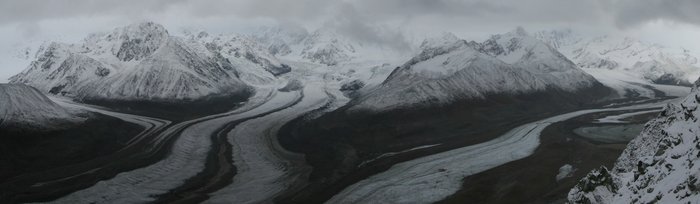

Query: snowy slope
[[0, 84, 83, 130], [350, 28, 601, 112], [568, 79, 700, 203], [536, 29, 700, 86], [482, 27, 598, 89], [9, 22, 284, 103], [582, 68, 689, 100]]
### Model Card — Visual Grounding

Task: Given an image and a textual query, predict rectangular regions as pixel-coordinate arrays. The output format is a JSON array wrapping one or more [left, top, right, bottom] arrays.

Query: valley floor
[[1, 66, 692, 204]]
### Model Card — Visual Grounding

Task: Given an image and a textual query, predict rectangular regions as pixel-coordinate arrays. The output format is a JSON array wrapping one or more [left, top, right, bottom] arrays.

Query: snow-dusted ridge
[[568, 79, 700, 203], [0, 83, 84, 130]]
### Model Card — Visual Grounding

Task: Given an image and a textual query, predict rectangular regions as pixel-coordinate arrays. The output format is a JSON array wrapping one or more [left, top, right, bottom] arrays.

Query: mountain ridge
[[0, 83, 84, 130], [351, 28, 603, 112], [568, 78, 700, 203], [535, 29, 700, 86]]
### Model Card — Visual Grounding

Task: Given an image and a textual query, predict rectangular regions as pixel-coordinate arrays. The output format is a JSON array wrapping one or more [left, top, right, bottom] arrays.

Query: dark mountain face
[[114, 22, 169, 61]]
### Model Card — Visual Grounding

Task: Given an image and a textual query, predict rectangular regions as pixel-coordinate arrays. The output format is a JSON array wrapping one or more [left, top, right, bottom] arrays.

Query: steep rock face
[[112, 22, 169, 61], [569, 79, 700, 203], [351, 28, 601, 112], [535, 29, 700, 86], [8, 22, 286, 105], [0, 84, 83, 130], [190, 31, 291, 76]]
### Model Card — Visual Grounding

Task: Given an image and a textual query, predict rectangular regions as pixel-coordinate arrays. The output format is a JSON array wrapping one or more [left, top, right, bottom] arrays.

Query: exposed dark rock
[[339, 80, 365, 92], [652, 73, 692, 86], [279, 79, 303, 92]]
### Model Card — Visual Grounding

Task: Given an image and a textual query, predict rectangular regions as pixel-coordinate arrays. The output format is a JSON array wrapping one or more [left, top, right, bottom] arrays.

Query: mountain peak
[[122, 21, 168, 36], [513, 26, 529, 36], [112, 21, 170, 61], [533, 28, 580, 49], [419, 32, 462, 50]]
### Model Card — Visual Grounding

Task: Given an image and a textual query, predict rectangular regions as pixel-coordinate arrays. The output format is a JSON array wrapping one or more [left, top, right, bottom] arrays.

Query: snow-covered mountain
[[350, 28, 603, 112], [535, 29, 700, 86], [187, 31, 290, 77], [250, 25, 309, 57], [251, 25, 408, 66], [9, 22, 284, 104], [568, 79, 700, 203], [0, 84, 84, 130]]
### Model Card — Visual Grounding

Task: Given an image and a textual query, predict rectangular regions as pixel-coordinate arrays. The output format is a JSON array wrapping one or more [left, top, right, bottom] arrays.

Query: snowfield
[[556, 164, 576, 181], [582, 68, 690, 99]]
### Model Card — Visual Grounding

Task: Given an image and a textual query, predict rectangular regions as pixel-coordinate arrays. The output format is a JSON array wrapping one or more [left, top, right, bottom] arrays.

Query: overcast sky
[[2, 0, 700, 82]]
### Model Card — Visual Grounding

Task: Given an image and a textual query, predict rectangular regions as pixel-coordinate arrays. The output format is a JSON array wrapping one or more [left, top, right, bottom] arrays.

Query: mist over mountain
[[4, 1, 700, 204]]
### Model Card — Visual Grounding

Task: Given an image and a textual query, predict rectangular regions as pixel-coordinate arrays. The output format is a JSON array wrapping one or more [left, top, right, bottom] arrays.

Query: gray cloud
[[611, 0, 700, 28], [325, 2, 412, 51], [1, 0, 697, 32], [0, 0, 186, 25], [349, 0, 512, 19]]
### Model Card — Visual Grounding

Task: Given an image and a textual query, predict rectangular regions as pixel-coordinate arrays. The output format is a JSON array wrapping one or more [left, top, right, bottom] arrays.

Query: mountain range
[[252, 25, 408, 66], [6, 22, 700, 204], [8, 22, 276, 110], [536, 29, 700, 86]]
